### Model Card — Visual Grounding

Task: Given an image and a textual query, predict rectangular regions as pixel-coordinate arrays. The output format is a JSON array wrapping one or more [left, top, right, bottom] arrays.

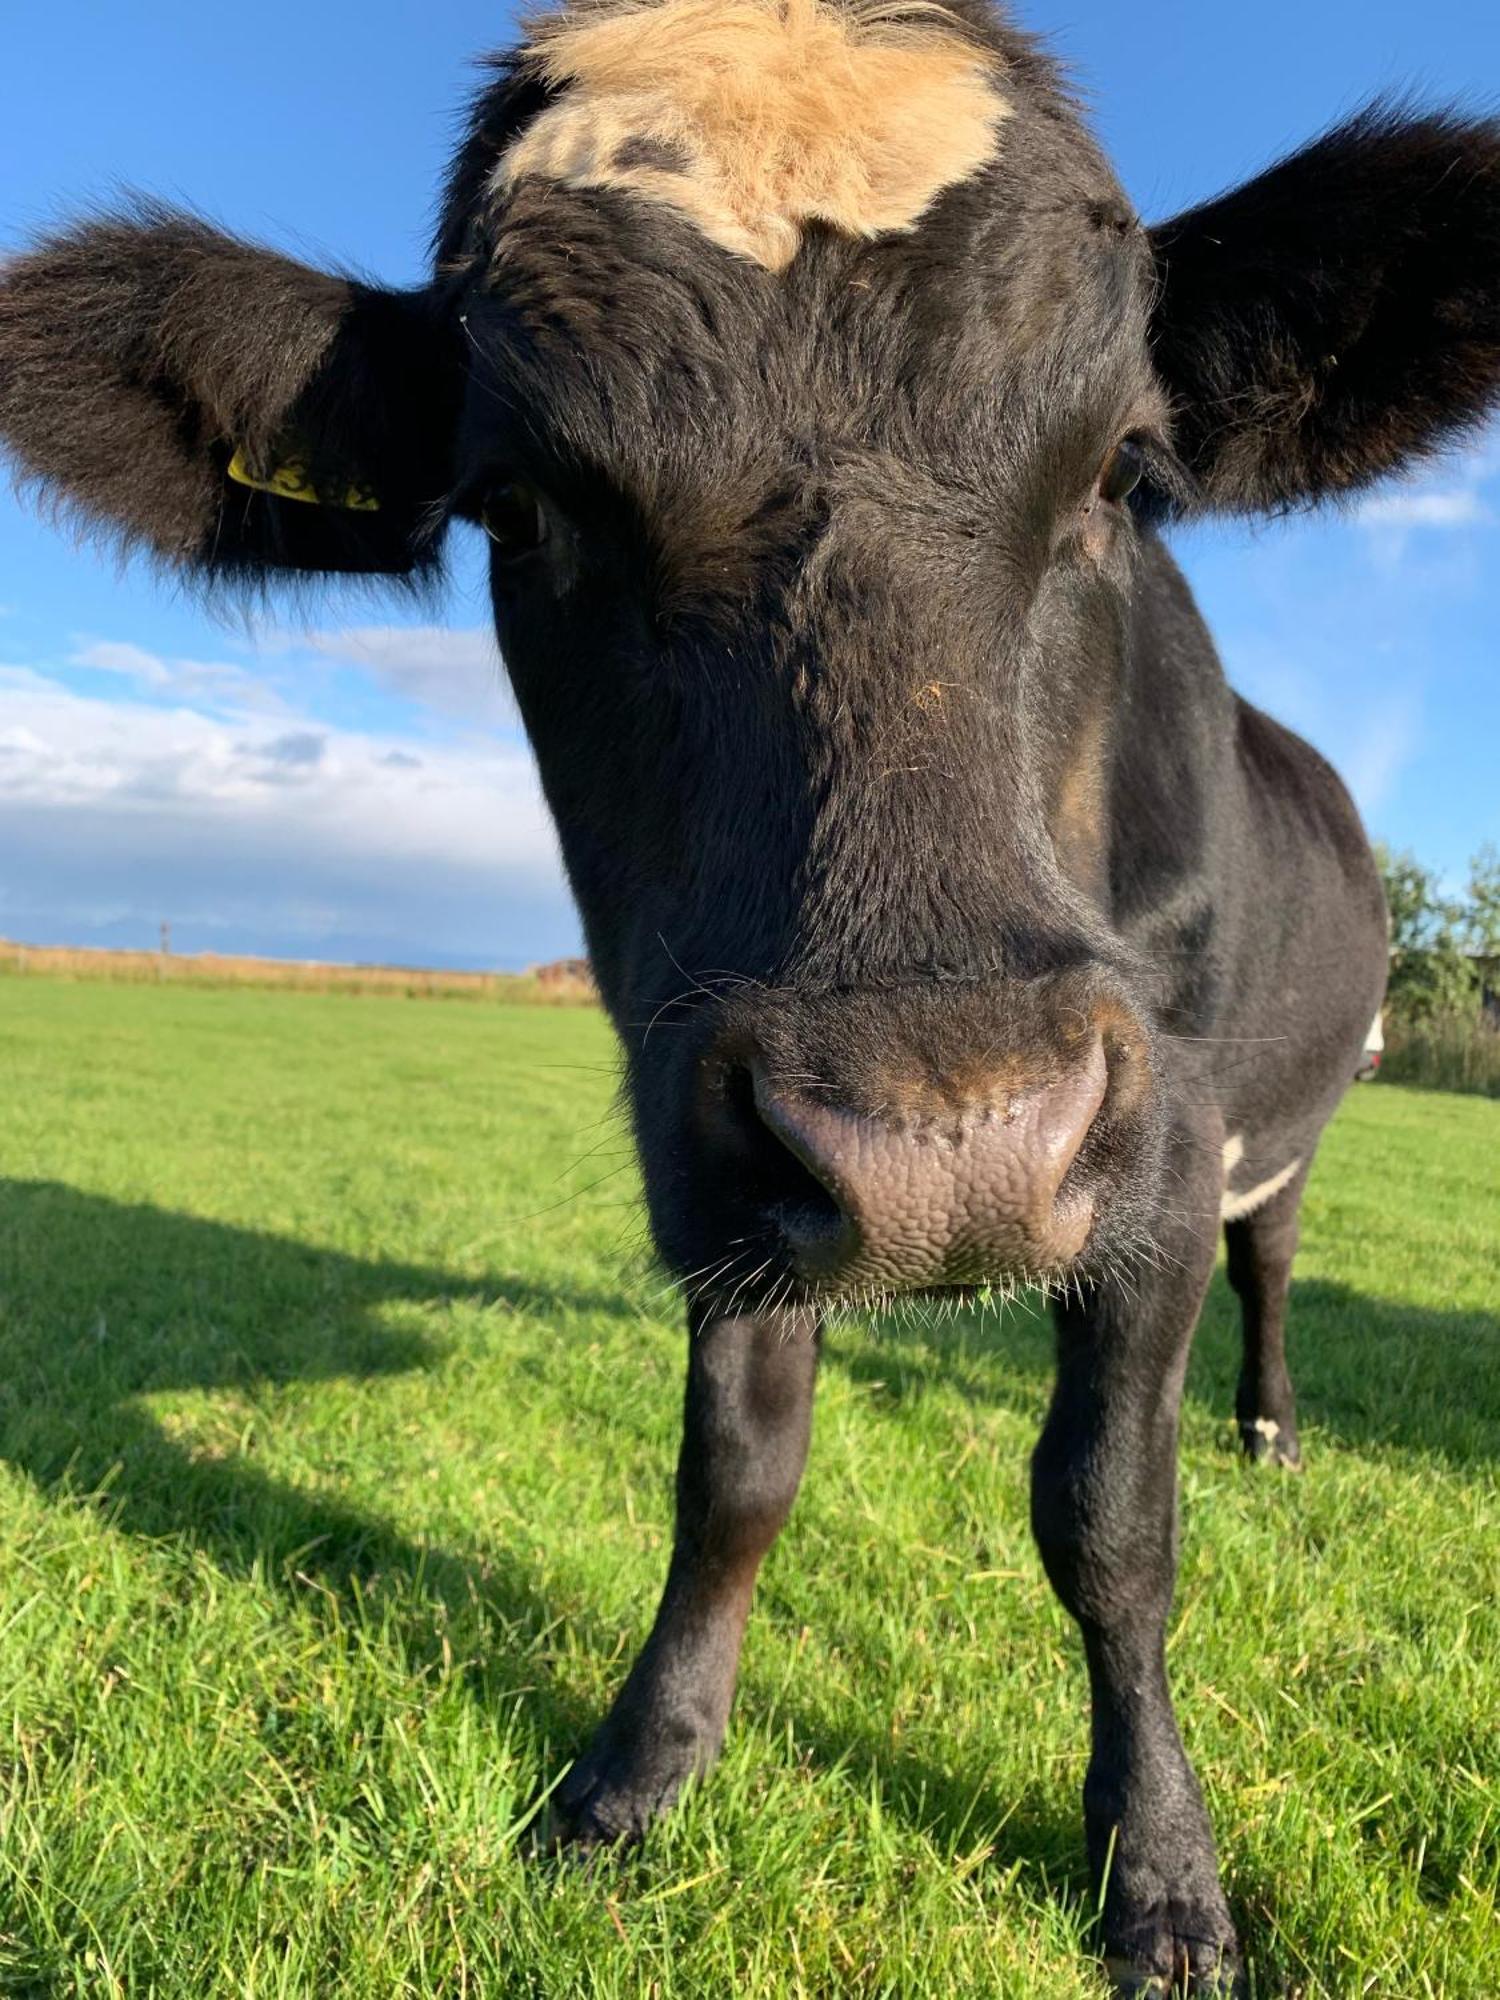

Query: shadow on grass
[[2, 1175, 1494, 1989], [1190, 1270, 1500, 1465], [0, 1177, 640, 1751], [850, 1268, 1500, 1468]]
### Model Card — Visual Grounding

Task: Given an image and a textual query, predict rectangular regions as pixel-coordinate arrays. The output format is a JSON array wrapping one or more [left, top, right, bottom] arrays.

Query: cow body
[[2, 4, 1494, 1991], [1114, 545, 1390, 1462], [1118, 541, 1390, 1221]]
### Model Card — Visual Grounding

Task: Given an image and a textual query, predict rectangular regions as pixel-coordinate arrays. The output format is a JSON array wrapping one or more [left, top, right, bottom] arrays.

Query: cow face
[[444, 10, 1170, 1302], [3, 2, 1498, 1308]]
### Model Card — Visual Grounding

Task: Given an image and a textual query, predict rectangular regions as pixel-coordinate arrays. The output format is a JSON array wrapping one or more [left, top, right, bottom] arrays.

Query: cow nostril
[[729, 1038, 1112, 1290], [716, 1063, 850, 1245], [698, 1021, 1127, 1295]]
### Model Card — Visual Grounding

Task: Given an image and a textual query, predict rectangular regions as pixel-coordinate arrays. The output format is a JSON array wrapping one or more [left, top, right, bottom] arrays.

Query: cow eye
[[481, 481, 549, 561], [1098, 437, 1146, 506]]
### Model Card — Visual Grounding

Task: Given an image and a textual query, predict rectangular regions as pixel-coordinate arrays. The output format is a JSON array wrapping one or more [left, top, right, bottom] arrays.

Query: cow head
[[3, 0, 1498, 1310]]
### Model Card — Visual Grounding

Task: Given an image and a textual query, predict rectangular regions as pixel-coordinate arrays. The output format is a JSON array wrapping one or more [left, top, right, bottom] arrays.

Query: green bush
[[1375, 845, 1482, 1024], [1382, 1011, 1500, 1098]]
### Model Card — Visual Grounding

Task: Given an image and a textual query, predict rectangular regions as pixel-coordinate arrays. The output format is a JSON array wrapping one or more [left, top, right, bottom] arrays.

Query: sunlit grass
[[0, 982, 1495, 1996]]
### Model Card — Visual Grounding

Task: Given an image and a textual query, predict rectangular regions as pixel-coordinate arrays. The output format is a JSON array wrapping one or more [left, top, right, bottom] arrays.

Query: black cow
[[3, 4, 1497, 1990]]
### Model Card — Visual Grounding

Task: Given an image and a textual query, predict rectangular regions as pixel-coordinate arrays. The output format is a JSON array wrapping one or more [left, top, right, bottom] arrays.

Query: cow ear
[[0, 204, 462, 582], [1148, 108, 1500, 513]]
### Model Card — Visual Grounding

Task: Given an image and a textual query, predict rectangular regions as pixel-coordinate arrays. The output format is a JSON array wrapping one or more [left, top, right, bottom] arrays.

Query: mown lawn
[[0, 981, 1496, 1998]]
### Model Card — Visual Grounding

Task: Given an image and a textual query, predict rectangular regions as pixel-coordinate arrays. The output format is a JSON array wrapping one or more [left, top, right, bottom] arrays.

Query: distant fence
[[0, 941, 599, 1006]]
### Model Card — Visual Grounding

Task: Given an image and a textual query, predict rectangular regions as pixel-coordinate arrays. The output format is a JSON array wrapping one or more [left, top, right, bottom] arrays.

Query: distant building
[[531, 957, 597, 998]]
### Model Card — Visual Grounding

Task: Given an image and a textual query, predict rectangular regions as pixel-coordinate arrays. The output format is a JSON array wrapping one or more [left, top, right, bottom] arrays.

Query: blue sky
[[3, 1, 1497, 968]]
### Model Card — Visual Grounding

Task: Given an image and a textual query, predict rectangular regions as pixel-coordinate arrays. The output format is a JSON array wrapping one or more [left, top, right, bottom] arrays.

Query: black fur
[[3, 7, 1496, 1992], [0, 203, 461, 579], [1150, 106, 1500, 511]]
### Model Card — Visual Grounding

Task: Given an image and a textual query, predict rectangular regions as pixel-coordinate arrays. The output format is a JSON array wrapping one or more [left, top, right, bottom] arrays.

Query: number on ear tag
[[227, 447, 380, 513]]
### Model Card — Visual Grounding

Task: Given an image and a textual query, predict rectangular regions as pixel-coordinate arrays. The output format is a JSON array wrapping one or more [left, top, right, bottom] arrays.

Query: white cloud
[[70, 623, 515, 731], [70, 638, 286, 713], [0, 669, 554, 868], [1356, 489, 1488, 531], [0, 667, 575, 965], [70, 639, 172, 686], [291, 623, 515, 727], [1356, 441, 1500, 562]]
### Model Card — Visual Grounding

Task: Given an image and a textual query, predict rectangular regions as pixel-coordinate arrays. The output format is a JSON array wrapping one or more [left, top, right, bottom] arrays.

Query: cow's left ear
[[1148, 108, 1500, 513], [0, 204, 463, 583]]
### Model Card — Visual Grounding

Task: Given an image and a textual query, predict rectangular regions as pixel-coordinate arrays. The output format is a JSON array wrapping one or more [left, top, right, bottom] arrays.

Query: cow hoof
[[1239, 1416, 1302, 1470], [1105, 1967, 1243, 1999], [540, 1767, 649, 1852], [1104, 1933, 1245, 1996], [539, 1739, 695, 1853]]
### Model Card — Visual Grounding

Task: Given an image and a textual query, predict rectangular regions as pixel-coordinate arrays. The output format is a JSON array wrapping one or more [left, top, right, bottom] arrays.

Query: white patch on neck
[[496, 0, 1010, 270], [1221, 1156, 1302, 1224]]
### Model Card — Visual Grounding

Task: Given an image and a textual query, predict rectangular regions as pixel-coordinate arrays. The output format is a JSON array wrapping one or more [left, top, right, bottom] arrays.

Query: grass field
[[1, 983, 1496, 1998], [0, 941, 596, 1006]]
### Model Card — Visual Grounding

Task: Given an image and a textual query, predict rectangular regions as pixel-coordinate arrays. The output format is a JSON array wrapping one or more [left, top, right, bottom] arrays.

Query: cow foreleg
[[551, 1302, 819, 1846], [1225, 1162, 1309, 1469], [1032, 1116, 1244, 1997]]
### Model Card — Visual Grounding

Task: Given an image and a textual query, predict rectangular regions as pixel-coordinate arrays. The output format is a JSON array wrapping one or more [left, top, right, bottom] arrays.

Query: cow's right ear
[[0, 205, 462, 582]]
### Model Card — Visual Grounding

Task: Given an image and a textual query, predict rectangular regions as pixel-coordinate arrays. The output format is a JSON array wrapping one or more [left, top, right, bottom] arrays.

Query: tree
[[1374, 843, 1479, 1022], [1463, 843, 1500, 963]]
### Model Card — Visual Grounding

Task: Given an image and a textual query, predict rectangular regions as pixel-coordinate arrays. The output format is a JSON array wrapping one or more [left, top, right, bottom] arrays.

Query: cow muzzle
[[692, 985, 1149, 1296], [752, 1039, 1106, 1288]]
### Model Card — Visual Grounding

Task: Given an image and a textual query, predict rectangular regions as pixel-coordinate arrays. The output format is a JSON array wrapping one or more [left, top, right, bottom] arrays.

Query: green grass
[[0, 983, 1496, 1998]]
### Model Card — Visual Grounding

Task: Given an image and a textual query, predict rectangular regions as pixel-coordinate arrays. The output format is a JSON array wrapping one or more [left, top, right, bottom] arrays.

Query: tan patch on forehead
[[497, 0, 1010, 269]]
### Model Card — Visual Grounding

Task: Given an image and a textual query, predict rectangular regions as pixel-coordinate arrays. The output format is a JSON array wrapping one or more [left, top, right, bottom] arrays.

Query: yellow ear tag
[[227, 447, 380, 513]]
